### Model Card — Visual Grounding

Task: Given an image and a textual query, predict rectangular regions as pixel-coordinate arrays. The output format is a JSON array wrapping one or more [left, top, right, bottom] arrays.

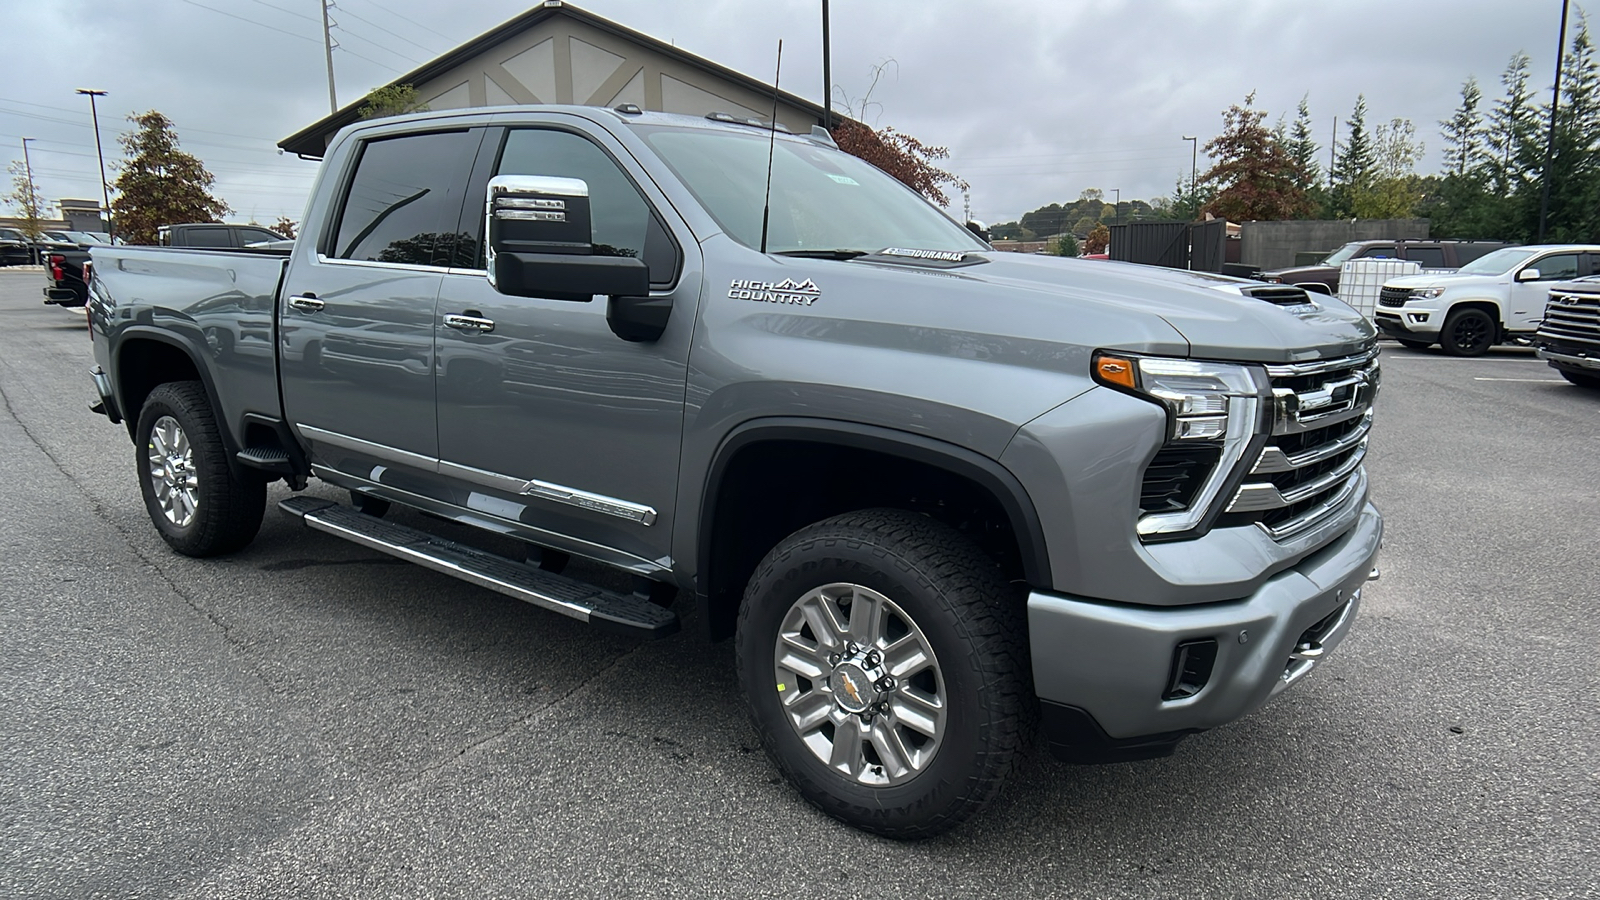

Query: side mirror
[[486, 174, 648, 303], [1516, 268, 1541, 282]]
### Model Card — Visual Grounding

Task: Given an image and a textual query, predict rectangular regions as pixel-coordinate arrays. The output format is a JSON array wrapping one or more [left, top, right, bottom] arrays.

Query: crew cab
[[1373, 244, 1600, 355], [85, 105, 1382, 838], [1263, 239, 1511, 294], [157, 222, 288, 249]]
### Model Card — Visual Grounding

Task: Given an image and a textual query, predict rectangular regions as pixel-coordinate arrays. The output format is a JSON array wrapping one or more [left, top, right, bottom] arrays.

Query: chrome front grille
[[1540, 289, 1600, 348], [1223, 349, 1379, 540]]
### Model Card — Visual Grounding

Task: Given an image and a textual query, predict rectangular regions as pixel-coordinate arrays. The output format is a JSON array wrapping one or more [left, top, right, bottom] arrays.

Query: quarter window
[[185, 227, 232, 248], [1406, 247, 1446, 268], [333, 130, 477, 266]]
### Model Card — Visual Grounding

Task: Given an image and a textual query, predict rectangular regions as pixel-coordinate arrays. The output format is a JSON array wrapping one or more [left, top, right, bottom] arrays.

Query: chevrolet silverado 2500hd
[[87, 106, 1382, 838]]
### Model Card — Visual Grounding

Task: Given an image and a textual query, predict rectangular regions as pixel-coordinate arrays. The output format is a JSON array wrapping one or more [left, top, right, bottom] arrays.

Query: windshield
[[68, 231, 108, 244], [1321, 243, 1363, 266], [1457, 247, 1538, 275], [638, 125, 986, 255]]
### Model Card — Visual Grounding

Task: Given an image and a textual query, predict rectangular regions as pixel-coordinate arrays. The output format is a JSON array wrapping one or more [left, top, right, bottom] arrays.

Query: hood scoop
[[1237, 284, 1316, 307]]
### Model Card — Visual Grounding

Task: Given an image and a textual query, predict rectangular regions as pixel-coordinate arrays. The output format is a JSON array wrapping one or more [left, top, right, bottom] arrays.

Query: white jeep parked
[[1373, 244, 1600, 355]]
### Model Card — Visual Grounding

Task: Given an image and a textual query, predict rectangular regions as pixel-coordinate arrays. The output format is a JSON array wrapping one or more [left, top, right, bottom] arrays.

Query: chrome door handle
[[444, 314, 496, 334], [288, 295, 324, 313]]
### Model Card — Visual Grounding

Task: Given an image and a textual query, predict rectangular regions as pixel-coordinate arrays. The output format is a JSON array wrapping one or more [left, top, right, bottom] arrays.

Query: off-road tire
[[136, 381, 266, 557], [1440, 308, 1496, 357], [736, 508, 1031, 839]]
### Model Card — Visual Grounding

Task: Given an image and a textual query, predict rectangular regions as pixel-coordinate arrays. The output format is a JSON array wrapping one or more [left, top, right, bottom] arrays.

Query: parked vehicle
[[42, 230, 112, 247], [157, 223, 288, 249], [86, 106, 1382, 837], [1263, 239, 1512, 294], [0, 227, 35, 266], [1373, 245, 1600, 355], [42, 245, 93, 306], [1534, 276, 1600, 388]]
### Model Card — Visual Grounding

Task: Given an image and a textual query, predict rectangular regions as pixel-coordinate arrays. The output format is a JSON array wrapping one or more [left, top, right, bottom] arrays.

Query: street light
[[1111, 187, 1120, 224], [76, 89, 113, 242], [1181, 135, 1198, 219]]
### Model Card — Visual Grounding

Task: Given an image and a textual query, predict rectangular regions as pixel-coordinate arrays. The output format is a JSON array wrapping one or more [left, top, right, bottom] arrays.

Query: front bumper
[[1374, 306, 1439, 338], [1537, 346, 1600, 371], [1029, 502, 1381, 762]]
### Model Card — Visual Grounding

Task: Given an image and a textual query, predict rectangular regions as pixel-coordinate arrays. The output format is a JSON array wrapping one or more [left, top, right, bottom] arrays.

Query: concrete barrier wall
[[1240, 219, 1430, 271]]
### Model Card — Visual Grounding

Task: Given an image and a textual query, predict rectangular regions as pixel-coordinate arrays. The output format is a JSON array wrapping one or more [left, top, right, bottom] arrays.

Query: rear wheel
[[1558, 368, 1600, 388], [136, 382, 266, 557], [736, 509, 1029, 838], [1440, 308, 1495, 356]]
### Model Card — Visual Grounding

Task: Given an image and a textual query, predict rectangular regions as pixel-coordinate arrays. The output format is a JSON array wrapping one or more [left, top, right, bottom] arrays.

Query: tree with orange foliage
[[830, 121, 968, 207]]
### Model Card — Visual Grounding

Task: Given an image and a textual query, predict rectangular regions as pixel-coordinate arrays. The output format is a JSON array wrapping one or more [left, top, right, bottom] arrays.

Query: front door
[[280, 128, 482, 486], [434, 123, 696, 572]]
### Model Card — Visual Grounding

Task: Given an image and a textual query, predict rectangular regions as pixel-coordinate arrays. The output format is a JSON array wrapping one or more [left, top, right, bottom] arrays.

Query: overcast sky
[[0, 0, 1579, 227]]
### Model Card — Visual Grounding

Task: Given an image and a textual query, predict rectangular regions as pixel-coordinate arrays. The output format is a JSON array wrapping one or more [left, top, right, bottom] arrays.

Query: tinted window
[[1406, 247, 1446, 267], [1529, 253, 1580, 281], [1358, 246, 1396, 259], [241, 228, 282, 244], [185, 227, 233, 248], [1455, 243, 1506, 263], [334, 130, 476, 265], [492, 129, 676, 283]]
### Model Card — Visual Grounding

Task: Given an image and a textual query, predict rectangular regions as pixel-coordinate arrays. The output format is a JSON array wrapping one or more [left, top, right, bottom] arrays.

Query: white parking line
[[1472, 377, 1565, 383]]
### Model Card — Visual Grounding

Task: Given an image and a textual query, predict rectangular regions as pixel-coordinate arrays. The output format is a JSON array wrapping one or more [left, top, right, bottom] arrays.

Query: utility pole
[[1539, 0, 1572, 242], [821, 0, 832, 130], [1329, 115, 1338, 186], [1181, 135, 1198, 218], [75, 89, 113, 242], [1112, 187, 1120, 225], [321, 0, 338, 114]]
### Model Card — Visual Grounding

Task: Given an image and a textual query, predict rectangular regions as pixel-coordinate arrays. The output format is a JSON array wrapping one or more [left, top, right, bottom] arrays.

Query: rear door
[[280, 127, 483, 488], [431, 120, 695, 572]]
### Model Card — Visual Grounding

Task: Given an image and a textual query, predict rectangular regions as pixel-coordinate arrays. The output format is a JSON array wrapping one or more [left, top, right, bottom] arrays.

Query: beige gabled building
[[280, 1, 839, 157]]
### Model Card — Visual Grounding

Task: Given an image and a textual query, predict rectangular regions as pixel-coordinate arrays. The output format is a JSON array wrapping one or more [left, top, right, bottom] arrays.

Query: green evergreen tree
[[1484, 53, 1539, 196], [1330, 96, 1375, 217], [1533, 13, 1600, 240], [1288, 94, 1322, 190], [1441, 77, 1485, 177]]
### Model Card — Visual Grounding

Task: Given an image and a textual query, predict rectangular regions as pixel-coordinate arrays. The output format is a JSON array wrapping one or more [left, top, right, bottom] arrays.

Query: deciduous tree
[[111, 111, 228, 246], [831, 121, 967, 207], [358, 84, 428, 120], [5, 160, 45, 239], [1083, 222, 1109, 254], [272, 216, 298, 239], [1200, 92, 1313, 221]]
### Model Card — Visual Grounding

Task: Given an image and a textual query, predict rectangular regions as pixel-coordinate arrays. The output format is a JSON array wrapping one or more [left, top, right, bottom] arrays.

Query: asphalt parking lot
[[1, 266, 1596, 899]]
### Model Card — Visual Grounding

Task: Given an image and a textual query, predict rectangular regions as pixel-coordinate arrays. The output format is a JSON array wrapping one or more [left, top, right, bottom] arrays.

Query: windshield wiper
[[773, 249, 870, 260]]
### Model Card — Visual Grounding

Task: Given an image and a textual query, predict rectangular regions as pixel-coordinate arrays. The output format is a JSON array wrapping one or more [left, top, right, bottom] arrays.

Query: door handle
[[444, 313, 496, 334], [288, 295, 324, 313]]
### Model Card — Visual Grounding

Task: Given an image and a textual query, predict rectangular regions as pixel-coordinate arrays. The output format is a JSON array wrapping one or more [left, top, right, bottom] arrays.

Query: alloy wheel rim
[[147, 415, 198, 527], [1454, 316, 1488, 350], [772, 582, 946, 786]]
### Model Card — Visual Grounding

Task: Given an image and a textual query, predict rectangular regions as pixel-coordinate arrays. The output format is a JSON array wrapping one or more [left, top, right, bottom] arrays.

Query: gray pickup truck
[[86, 105, 1382, 838]]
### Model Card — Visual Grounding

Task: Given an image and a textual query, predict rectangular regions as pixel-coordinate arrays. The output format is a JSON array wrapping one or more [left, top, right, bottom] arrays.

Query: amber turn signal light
[[1094, 353, 1137, 389]]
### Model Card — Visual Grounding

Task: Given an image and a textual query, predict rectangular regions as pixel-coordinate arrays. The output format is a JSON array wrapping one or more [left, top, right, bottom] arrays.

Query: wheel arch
[[113, 329, 248, 477], [694, 417, 1052, 642], [1444, 299, 1506, 341]]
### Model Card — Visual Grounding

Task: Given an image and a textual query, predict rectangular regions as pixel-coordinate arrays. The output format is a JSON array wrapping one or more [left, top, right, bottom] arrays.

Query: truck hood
[[1383, 272, 1502, 290], [912, 253, 1375, 363]]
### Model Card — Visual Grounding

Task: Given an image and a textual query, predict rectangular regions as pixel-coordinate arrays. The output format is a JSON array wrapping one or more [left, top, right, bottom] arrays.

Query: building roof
[[279, 1, 839, 158]]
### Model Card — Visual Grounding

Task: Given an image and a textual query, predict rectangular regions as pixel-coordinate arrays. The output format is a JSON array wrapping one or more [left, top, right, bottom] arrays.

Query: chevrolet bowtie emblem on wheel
[[840, 671, 863, 705], [729, 278, 821, 306]]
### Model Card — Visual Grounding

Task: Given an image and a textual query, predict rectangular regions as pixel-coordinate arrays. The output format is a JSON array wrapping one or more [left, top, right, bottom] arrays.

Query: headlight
[[1093, 351, 1266, 538], [1408, 287, 1444, 300]]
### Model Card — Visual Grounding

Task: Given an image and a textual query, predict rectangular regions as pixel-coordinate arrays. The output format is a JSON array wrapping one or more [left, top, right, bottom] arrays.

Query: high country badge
[[729, 278, 821, 306]]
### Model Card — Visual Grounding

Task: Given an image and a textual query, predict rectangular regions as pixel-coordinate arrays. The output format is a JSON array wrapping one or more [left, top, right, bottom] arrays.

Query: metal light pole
[[75, 89, 114, 242], [1538, 0, 1572, 242], [1181, 135, 1198, 218], [1111, 187, 1120, 224]]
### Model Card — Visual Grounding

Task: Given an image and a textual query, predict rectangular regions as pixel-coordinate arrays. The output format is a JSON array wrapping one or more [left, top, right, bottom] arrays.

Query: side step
[[238, 446, 296, 475], [278, 496, 679, 639]]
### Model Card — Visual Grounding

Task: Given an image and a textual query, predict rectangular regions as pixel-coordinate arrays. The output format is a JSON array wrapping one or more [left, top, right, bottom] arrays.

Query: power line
[[333, 26, 427, 67], [333, 5, 442, 56], [176, 0, 319, 44], [342, 0, 456, 47], [239, 0, 320, 24]]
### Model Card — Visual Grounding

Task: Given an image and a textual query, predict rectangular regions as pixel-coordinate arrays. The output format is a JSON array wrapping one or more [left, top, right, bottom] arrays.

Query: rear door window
[[1359, 246, 1396, 259], [331, 129, 478, 266]]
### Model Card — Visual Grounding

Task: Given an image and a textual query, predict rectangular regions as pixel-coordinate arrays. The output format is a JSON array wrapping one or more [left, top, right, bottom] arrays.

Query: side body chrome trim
[[299, 426, 659, 527], [439, 460, 658, 526], [314, 253, 451, 274]]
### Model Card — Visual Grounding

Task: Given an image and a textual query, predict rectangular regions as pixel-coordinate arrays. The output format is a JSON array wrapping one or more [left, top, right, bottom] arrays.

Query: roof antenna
[[759, 39, 783, 254]]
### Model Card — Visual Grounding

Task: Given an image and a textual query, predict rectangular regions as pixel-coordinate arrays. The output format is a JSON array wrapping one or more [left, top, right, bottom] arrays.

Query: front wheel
[[736, 509, 1029, 838], [1558, 368, 1600, 389], [1440, 308, 1496, 356], [136, 381, 266, 557]]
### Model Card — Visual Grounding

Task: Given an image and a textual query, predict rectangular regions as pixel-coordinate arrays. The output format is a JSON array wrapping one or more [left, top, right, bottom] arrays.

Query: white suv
[[1373, 244, 1600, 355]]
